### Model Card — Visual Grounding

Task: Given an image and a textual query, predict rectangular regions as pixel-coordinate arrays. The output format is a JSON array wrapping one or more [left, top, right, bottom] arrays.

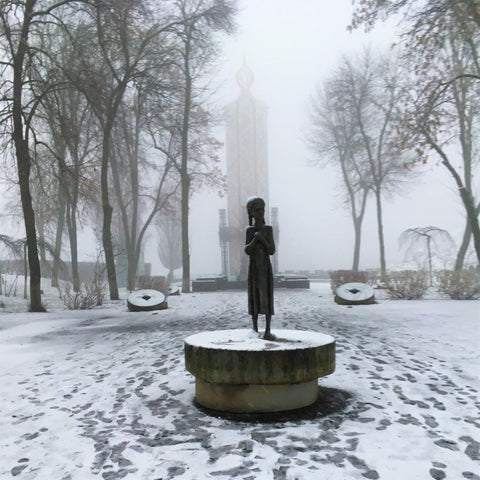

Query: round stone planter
[[335, 282, 375, 305], [127, 289, 167, 312], [184, 329, 335, 413]]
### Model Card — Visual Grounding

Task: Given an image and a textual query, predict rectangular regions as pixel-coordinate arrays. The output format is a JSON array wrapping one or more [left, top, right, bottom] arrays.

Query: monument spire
[[235, 59, 254, 93]]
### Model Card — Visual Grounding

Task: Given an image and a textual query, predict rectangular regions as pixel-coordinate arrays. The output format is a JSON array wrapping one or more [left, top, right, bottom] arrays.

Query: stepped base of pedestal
[[196, 378, 318, 413], [185, 329, 336, 413]]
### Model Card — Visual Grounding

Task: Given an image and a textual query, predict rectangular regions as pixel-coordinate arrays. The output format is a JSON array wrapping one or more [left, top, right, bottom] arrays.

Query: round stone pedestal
[[184, 329, 335, 413]]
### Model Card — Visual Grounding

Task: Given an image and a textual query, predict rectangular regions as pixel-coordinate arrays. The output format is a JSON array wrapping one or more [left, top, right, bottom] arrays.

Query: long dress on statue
[[245, 225, 275, 316]]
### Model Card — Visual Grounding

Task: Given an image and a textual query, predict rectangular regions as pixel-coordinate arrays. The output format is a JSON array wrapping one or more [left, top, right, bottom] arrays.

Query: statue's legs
[[264, 314, 272, 339], [252, 314, 258, 332]]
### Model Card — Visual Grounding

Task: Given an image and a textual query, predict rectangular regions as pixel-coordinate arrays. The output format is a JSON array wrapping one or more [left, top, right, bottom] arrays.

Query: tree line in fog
[[1, 0, 479, 311], [0, 0, 237, 311], [308, 0, 480, 276]]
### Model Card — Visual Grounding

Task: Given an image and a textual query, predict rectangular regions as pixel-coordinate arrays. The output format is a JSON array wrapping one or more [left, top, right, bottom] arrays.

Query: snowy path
[[0, 283, 479, 479]]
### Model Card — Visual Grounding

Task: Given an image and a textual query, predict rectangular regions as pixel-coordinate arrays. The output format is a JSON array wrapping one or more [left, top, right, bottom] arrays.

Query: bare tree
[[352, 0, 480, 268], [0, 0, 48, 310], [399, 226, 455, 285], [0, 0, 86, 311], [334, 50, 413, 276], [46, 134, 67, 288], [34, 70, 100, 291], [60, 1, 180, 299], [308, 75, 370, 271], [110, 86, 180, 291], [167, 0, 236, 293], [351, 0, 480, 36], [403, 15, 480, 268]]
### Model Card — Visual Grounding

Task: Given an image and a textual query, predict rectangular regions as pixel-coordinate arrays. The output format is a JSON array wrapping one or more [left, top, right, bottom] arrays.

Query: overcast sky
[[183, 0, 467, 277], [0, 0, 470, 278]]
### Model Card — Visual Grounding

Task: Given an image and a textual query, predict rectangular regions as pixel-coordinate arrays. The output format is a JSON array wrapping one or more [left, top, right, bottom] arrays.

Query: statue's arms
[[244, 227, 256, 255], [253, 226, 275, 255]]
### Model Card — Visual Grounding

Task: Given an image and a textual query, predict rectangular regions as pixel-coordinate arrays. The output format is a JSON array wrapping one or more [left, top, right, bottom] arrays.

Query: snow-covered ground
[[0, 281, 479, 479]]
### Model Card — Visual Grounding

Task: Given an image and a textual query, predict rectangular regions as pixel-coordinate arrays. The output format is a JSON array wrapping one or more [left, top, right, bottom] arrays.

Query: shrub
[[329, 270, 377, 294], [383, 270, 429, 299], [436, 269, 480, 300], [88, 274, 107, 306], [61, 280, 106, 310]]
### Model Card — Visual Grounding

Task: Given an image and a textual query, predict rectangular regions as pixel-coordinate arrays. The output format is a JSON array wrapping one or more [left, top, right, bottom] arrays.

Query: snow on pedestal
[[184, 329, 335, 413]]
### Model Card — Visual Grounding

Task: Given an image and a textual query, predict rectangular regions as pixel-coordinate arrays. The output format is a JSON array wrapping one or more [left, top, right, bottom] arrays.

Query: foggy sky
[[0, 0, 470, 278], [183, 0, 467, 277]]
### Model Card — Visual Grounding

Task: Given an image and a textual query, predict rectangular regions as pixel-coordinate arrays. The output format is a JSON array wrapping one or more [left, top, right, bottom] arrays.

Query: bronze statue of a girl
[[244, 197, 275, 339]]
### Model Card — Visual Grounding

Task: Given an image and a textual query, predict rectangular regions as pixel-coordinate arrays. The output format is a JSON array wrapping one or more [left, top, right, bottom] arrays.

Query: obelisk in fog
[[220, 63, 271, 281]]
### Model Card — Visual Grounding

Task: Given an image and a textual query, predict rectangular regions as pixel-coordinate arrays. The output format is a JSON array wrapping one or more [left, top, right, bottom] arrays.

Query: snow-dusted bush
[[61, 281, 106, 310], [86, 277, 106, 307], [329, 270, 377, 294], [436, 269, 480, 300], [383, 270, 429, 299]]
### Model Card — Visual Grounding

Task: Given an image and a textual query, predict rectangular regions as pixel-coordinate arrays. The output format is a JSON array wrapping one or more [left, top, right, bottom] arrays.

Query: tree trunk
[[128, 98, 141, 292], [66, 204, 80, 292], [426, 132, 480, 267], [17, 167, 44, 309], [455, 201, 480, 270], [351, 188, 368, 272], [458, 186, 480, 266], [181, 173, 190, 293], [24, 243, 28, 300], [127, 252, 137, 291], [101, 130, 119, 300], [37, 221, 48, 277], [51, 136, 68, 288], [12, 0, 45, 311], [109, 139, 135, 291], [455, 220, 471, 271], [181, 43, 192, 294], [51, 185, 66, 288], [352, 219, 362, 272], [375, 189, 387, 277]]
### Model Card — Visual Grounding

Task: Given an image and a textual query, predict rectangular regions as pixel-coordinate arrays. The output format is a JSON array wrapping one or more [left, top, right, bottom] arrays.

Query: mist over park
[[0, 0, 478, 308], [0, 2, 479, 480]]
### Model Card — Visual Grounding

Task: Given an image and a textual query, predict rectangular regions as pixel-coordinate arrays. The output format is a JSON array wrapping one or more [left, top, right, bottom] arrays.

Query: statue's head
[[246, 197, 265, 226]]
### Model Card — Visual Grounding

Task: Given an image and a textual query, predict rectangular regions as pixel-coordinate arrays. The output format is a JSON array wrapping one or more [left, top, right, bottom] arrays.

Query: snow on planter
[[127, 289, 167, 312], [335, 282, 375, 305]]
